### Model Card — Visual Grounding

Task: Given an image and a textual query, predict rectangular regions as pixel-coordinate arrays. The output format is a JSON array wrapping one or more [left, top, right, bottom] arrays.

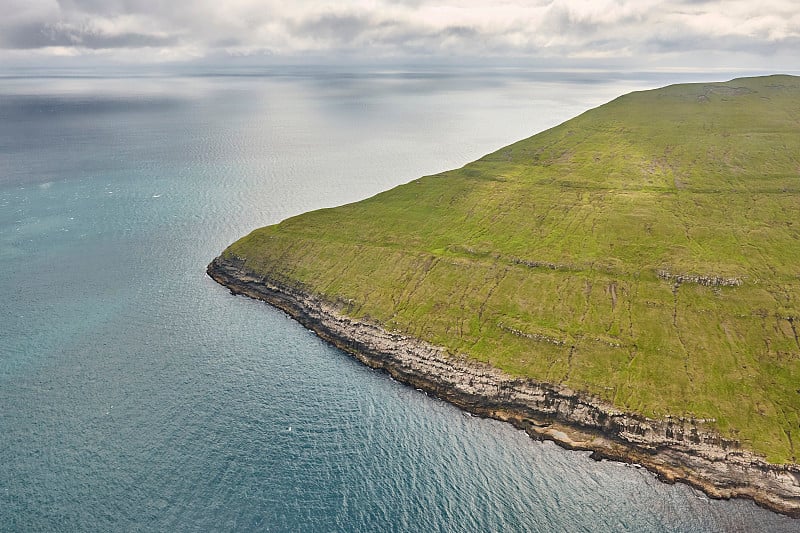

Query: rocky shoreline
[[208, 255, 800, 518]]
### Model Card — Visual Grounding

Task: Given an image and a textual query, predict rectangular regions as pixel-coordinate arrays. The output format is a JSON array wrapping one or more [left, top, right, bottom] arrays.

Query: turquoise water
[[0, 69, 796, 531]]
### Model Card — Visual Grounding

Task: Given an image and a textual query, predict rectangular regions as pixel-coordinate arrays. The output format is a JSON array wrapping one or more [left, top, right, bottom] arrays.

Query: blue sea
[[1, 67, 796, 532]]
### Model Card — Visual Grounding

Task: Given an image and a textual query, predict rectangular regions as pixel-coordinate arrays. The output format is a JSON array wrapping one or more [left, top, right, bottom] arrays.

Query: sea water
[[0, 67, 795, 531]]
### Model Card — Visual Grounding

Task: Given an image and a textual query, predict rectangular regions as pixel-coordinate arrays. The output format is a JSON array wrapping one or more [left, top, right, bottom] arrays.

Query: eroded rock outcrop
[[656, 269, 743, 287], [208, 255, 800, 518]]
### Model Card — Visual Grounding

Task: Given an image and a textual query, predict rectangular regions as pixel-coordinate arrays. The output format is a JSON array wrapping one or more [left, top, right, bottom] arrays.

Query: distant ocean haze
[[0, 68, 795, 531]]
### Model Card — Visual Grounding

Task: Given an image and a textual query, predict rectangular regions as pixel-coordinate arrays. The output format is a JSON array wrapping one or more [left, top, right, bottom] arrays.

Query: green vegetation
[[223, 75, 800, 463]]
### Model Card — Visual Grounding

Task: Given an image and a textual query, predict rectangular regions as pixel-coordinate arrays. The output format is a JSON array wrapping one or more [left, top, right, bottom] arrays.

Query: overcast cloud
[[1, 0, 798, 68]]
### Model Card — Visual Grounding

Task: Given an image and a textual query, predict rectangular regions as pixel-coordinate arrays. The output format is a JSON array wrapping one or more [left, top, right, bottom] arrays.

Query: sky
[[1, 0, 799, 71]]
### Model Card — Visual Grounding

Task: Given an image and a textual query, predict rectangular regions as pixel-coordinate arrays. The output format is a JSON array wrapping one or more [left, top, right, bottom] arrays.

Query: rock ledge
[[208, 255, 800, 518]]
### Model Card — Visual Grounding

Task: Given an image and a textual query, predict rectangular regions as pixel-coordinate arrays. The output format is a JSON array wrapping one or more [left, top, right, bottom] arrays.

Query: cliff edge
[[209, 75, 800, 517], [208, 255, 800, 517]]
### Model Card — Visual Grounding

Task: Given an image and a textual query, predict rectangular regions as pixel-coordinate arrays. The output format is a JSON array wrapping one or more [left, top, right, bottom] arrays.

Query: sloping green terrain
[[223, 75, 800, 463]]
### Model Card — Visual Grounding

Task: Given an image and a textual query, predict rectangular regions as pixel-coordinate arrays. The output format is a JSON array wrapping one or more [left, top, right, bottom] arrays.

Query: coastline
[[208, 255, 800, 518]]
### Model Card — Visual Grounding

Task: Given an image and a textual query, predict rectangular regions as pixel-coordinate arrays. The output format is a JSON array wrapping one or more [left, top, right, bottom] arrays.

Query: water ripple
[[0, 70, 796, 532]]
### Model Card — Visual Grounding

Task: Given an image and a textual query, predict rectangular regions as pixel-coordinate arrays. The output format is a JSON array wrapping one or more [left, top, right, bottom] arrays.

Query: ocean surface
[[1, 67, 796, 532]]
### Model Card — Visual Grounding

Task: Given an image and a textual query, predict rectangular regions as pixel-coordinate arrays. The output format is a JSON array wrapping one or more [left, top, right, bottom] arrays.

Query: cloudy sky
[[1, 0, 798, 69]]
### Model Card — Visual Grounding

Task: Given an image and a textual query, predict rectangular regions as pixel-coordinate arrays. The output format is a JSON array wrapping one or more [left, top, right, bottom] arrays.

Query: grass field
[[222, 75, 800, 463]]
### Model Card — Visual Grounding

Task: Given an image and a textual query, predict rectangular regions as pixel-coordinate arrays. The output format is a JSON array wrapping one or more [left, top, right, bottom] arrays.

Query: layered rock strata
[[208, 255, 800, 518]]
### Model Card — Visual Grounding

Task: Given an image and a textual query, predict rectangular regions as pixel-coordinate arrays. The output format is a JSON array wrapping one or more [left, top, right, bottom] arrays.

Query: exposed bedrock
[[208, 255, 800, 518]]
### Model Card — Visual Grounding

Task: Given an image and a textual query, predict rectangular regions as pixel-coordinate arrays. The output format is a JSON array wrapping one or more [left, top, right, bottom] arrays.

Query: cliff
[[209, 75, 800, 517], [208, 255, 800, 517]]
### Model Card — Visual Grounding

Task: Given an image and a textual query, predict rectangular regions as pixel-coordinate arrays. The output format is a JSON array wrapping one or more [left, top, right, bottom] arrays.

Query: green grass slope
[[223, 75, 800, 463]]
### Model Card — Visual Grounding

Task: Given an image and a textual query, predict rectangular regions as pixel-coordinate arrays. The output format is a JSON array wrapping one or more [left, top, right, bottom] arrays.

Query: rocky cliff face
[[208, 255, 800, 518]]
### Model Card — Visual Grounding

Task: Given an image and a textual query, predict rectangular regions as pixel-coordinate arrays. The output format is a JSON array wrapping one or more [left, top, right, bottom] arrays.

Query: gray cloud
[[2, 22, 176, 49], [295, 14, 376, 44], [0, 0, 797, 68], [645, 32, 800, 55]]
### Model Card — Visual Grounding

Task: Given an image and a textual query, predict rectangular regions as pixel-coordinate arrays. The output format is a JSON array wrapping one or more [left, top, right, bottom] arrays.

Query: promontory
[[208, 75, 800, 517]]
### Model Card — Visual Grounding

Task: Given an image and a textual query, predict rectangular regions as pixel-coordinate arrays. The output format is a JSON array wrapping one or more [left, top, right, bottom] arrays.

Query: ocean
[[1, 67, 795, 531]]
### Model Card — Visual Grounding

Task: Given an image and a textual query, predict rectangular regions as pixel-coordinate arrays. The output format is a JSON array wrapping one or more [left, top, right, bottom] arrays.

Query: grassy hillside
[[222, 75, 800, 463]]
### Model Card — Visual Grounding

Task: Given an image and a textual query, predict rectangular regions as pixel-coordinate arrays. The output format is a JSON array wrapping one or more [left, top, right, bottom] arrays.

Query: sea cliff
[[208, 255, 800, 518]]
